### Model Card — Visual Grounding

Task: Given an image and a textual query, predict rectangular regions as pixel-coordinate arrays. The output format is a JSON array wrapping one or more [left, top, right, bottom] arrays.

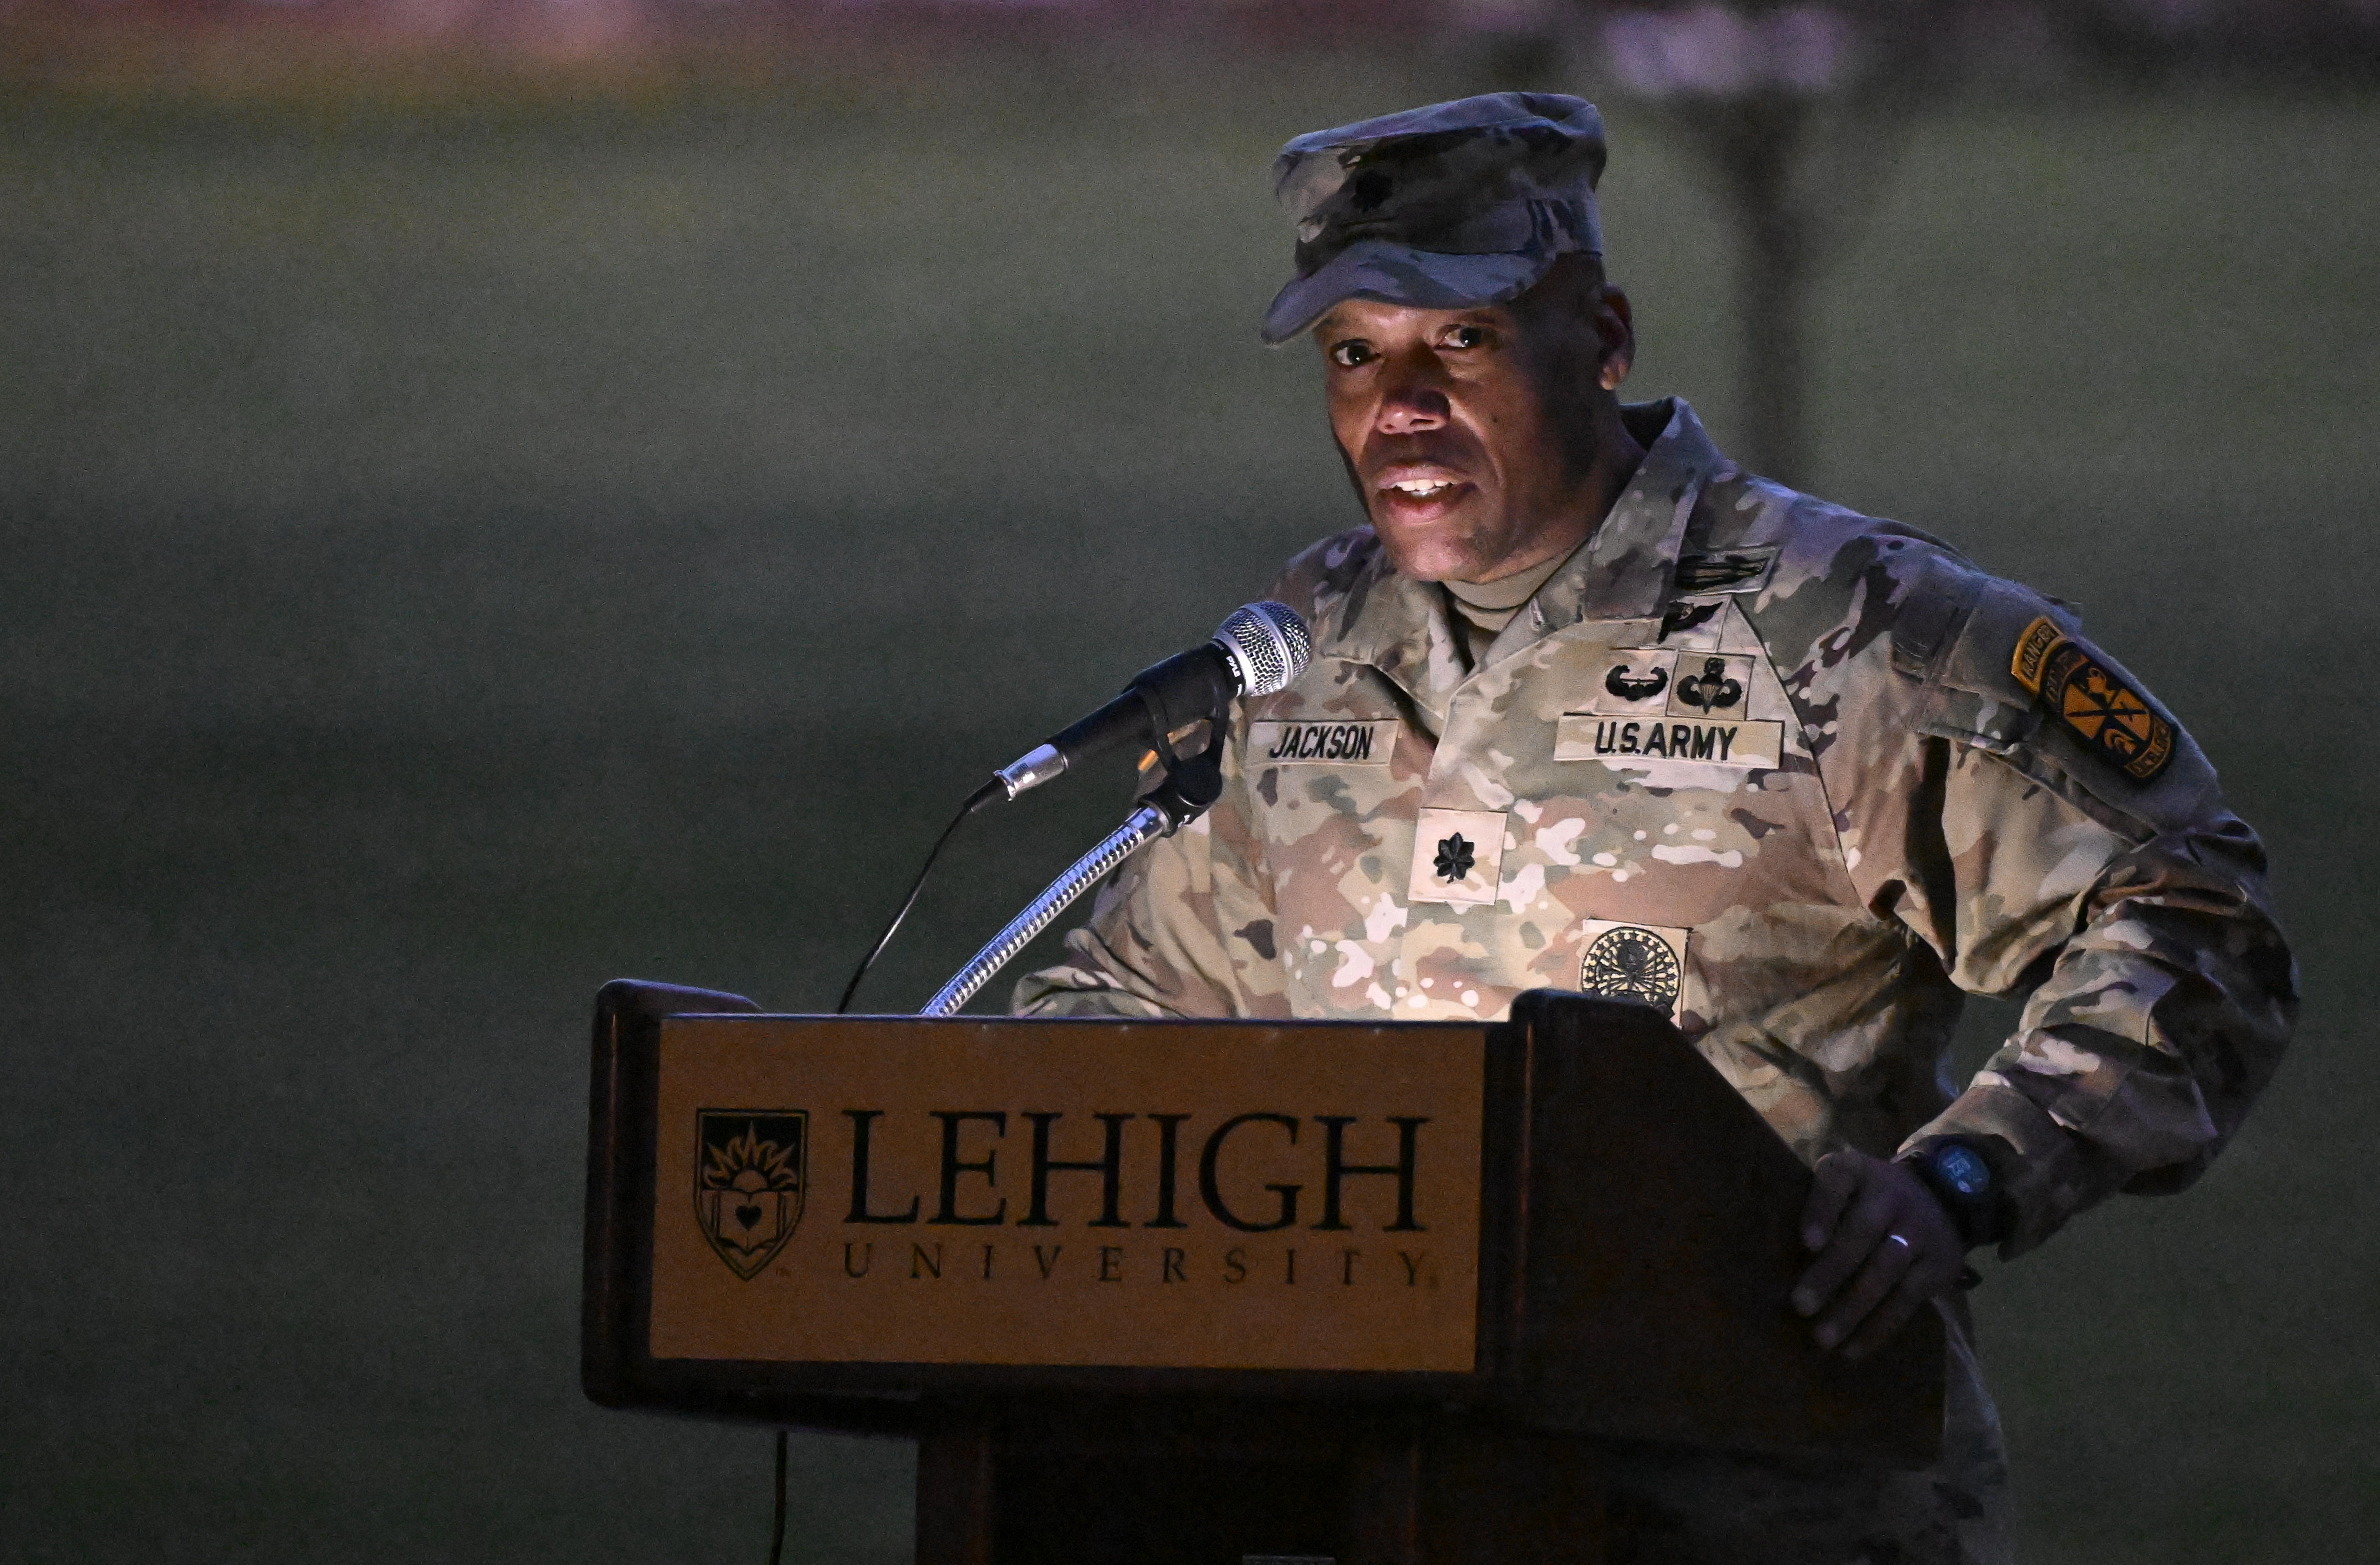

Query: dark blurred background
[[2, 2, 2373, 1561]]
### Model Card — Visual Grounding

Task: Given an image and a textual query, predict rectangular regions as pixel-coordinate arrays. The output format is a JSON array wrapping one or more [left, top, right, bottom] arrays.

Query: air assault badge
[[695, 1110, 807, 1280], [2010, 615, 2173, 782]]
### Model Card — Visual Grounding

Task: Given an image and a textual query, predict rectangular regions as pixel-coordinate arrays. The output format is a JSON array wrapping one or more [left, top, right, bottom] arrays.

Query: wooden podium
[[583, 982, 1942, 1564]]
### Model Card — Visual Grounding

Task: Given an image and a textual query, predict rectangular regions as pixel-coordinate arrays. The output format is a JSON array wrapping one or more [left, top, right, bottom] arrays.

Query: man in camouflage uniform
[[1015, 93, 2294, 1563]]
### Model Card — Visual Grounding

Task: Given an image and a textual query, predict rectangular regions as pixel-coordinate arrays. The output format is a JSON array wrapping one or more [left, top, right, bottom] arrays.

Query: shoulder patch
[[2010, 615, 2174, 782]]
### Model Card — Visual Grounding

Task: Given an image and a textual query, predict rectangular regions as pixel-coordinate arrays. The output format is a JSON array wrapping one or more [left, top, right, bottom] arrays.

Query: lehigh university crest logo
[[694, 1110, 806, 1280]]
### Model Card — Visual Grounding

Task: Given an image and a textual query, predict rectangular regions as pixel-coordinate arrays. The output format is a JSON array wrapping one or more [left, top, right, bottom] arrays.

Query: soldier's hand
[[1792, 1149, 1965, 1360]]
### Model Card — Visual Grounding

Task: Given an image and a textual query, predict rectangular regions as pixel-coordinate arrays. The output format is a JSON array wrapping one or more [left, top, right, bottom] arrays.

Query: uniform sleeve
[[1822, 557, 2297, 1258], [1009, 734, 1291, 1020]]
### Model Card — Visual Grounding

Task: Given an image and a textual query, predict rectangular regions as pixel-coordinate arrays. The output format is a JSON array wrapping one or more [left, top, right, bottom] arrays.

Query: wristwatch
[[1900, 1138, 2012, 1249]]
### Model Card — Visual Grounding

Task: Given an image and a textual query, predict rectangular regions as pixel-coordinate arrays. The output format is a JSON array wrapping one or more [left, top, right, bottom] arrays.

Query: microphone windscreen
[[1210, 601, 1312, 697]]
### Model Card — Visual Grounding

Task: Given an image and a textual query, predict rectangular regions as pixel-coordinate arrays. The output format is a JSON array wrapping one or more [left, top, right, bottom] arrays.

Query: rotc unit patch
[[2010, 616, 2174, 782], [694, 1110, 807, 1280]]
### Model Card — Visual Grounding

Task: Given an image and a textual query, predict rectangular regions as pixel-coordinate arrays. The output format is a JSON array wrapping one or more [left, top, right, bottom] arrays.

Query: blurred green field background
[[2, 49, 2374, 1564]]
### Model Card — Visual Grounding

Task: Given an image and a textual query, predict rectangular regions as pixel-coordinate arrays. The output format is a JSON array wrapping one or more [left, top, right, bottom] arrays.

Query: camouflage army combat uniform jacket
[[1018, 398, 2293, 1261], [1016, 400, 2294, 1559], [1014, 397, 2294, 1551]]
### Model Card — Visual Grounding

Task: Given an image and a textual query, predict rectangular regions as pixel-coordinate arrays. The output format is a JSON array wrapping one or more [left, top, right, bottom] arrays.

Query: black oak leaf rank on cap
[[1263, 91, 1608, 344]]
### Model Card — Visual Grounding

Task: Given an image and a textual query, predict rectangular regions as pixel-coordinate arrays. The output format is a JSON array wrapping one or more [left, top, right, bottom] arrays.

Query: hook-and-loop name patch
[[1249, 720, 1400, 767]]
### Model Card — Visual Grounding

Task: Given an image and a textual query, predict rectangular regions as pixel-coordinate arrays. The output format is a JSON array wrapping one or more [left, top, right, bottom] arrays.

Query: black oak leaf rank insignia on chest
[[1408, 808, 1509, 908]]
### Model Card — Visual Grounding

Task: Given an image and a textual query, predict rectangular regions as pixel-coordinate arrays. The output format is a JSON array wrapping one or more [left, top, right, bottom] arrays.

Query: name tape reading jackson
[[647, 1017, 1486, 1373], [1250, 720, 1399, 766]]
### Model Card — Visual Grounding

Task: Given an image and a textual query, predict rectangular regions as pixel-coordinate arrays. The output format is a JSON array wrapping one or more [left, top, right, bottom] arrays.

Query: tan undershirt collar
[[1441, 538, 1589, 664]]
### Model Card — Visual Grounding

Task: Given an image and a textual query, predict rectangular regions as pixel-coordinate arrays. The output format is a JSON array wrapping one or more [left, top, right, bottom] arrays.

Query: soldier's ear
[[1594, 285, 1635, 391]]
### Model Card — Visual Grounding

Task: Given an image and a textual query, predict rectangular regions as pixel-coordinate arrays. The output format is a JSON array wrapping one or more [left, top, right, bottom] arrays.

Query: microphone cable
[[834, 776, 1004, 1015], [763, 774, 999, 1565], [766, 1428, 788, 1565], [837, 601, 1302, 1017]]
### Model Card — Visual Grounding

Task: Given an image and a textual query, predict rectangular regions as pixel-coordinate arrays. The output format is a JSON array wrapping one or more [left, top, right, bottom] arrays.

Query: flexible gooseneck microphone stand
[[917, 737, 1226, 1017]]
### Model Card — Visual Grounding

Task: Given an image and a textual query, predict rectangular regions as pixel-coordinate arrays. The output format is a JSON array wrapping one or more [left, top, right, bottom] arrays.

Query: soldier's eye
[[1328, 340, 1375, 368], [1442, 324, 1490, 349]]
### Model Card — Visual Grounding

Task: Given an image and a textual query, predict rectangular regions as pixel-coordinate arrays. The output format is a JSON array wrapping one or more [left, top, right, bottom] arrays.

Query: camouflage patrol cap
[[1261, 92, 1607, 345]]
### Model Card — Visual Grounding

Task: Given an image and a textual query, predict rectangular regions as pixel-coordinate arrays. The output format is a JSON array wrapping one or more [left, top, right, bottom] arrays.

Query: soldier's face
[[1314, 292, 1625, 583]]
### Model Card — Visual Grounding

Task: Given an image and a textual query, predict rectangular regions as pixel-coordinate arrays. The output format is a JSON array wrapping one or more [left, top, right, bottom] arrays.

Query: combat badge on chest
[[1554, 648, 1783, 770]]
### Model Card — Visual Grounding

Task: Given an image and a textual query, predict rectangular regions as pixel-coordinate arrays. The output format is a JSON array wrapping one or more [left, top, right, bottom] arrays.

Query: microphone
[[993, 601, 1313, 800]]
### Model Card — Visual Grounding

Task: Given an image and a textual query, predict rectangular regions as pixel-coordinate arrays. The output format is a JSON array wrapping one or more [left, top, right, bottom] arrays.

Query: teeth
[[1390, 479, 1454, 497]]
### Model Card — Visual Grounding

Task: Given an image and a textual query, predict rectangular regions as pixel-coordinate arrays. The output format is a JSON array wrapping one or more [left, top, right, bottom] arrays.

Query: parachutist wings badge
[[694, 1110, 807, 1280]]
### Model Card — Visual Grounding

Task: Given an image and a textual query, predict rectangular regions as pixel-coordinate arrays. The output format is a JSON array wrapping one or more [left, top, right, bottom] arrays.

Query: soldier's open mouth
[[1374, 467, 1475, 522]]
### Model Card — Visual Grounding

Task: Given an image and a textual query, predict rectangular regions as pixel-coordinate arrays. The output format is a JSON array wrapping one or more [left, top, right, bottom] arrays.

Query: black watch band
[[1901, 1138, 2010, 1249]]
